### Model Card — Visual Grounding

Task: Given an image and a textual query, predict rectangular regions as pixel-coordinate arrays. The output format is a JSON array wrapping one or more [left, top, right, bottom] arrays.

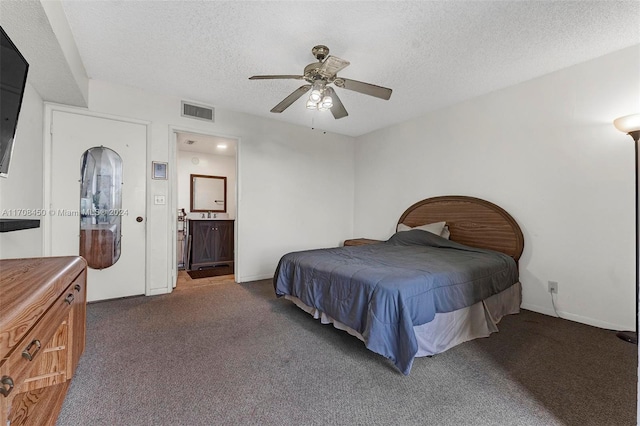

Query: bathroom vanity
[[189, 219, 234, 270]]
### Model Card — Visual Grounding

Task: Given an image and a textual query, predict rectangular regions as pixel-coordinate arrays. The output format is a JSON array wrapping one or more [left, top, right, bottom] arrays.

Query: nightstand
[[343, 238, 384, 247]]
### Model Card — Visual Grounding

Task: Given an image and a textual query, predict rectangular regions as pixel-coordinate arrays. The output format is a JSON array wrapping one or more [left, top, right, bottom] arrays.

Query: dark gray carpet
[[57, 280, 637, 426]]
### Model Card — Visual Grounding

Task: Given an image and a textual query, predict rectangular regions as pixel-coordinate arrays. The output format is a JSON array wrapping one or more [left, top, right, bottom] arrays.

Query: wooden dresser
[[0, 256, 87, 426], [80, 224, 118, 269]]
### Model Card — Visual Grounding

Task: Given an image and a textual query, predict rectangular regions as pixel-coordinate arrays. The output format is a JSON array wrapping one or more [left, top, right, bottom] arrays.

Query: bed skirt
[[284, 281, 521, 357]]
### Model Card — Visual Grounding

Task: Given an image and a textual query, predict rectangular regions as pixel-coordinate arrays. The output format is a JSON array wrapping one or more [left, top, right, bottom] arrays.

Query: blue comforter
[[273, 229, 519, 375]]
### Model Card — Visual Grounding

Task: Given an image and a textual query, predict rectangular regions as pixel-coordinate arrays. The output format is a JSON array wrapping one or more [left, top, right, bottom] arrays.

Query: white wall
[[39, 0, 89, 105], [177, 151, 237, 219], [87, 79, 355, 288], [0, 83, 44, 259], [354, 45, 640, 330]]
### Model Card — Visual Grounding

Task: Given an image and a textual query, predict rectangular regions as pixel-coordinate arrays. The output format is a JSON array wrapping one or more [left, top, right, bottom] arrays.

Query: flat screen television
[[0, 26, 29, 178]]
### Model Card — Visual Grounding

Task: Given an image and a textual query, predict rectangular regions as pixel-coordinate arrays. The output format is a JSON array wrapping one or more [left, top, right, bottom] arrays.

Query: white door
[[49, 110, 146, 301]]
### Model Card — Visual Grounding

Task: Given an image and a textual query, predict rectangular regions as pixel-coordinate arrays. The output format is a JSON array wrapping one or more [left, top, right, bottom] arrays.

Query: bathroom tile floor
[[176, 269, 235, 291]]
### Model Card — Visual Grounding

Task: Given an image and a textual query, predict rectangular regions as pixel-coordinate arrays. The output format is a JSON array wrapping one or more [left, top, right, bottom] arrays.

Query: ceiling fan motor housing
[[312, 45, 330, 61], [303, 62, 330, 83]]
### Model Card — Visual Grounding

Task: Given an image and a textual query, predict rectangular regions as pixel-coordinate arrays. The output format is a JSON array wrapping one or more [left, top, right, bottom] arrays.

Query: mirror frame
[[190, 174, 227, 213]]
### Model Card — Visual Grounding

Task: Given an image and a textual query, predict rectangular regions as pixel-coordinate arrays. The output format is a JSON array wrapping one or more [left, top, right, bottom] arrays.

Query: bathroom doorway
[[170, 129, 239, 289]]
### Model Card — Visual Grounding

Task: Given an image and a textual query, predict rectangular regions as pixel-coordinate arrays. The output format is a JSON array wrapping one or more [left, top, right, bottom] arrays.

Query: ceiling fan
[[249, 45, 392, 119]]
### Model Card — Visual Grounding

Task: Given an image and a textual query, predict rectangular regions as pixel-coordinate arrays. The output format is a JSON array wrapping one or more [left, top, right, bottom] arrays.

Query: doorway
[[169, 129, 239, 289]]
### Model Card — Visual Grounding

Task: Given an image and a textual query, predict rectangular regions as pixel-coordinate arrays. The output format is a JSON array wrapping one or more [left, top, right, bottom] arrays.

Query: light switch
[[154, 195, 166, 205]]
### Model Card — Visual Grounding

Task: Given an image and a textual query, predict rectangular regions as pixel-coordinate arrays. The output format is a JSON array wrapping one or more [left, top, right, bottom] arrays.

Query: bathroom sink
[[188, 215, 232, 220]]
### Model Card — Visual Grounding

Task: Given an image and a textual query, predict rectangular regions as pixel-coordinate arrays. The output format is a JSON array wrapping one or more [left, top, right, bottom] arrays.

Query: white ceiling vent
[[181, 101, 214, 122]]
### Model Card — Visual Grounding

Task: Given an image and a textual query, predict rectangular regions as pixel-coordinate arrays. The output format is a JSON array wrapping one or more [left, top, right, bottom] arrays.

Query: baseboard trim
[[521, 302, 630, 332], [147, 288, 171, 296], [237, 273, 273, 283]]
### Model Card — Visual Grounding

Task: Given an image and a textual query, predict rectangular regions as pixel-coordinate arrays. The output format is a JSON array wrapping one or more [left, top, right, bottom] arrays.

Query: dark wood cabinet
[[189, 220, 234, 270]]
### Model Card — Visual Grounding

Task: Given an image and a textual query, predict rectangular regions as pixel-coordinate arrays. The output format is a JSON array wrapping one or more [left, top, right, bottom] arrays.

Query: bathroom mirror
[[190, 174, 227, 213]]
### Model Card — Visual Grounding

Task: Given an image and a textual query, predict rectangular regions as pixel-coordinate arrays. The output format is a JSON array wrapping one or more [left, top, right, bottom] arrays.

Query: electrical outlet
[[548, 281, 558, 294]]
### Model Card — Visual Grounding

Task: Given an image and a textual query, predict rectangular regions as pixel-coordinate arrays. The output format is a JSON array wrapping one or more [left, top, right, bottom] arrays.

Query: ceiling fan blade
[[249, 75, 304, 80], [318, 56, 350, 79], [326, 87, 348, 119], [335, 78, 392, 100], [270, 85, 311, 113]]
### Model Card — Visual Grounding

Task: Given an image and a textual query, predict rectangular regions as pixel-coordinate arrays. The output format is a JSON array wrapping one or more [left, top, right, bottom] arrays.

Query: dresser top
[[0, 256, 86, 355]]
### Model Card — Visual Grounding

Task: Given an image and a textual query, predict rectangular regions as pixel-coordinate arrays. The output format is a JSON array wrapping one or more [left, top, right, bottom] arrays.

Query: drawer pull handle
[[22, 339, 42, 361], [65, 293, 75, 305], [74, 284, 82, 292], [0, 376, 14, 397]]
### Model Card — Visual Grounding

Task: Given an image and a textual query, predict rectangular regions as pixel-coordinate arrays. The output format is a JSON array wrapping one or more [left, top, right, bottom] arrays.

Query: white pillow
[[397, 221, 446, 237], [397, 223, 412, 232], [440, 225, 450, 240]]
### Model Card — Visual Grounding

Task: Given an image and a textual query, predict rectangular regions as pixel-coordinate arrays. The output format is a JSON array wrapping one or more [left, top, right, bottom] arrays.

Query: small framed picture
[[152, 161, 168, 180]]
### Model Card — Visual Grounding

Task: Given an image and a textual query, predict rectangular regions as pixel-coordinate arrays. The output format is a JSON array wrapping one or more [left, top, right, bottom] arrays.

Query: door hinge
[[50, 121, 54, 135]]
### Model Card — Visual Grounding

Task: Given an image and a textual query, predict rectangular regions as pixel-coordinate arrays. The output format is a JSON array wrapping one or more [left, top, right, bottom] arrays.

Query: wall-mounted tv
[[0, 26, 29, 178]]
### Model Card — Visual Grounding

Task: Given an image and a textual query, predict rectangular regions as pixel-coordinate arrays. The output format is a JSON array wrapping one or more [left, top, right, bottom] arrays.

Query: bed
[[273, 196, 524, 375]]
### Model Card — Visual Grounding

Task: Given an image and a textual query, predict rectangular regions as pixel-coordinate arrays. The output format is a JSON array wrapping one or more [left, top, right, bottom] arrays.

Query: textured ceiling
[[177, 132, 237, 157], [60, 1, 640, 137], [1, 0, 87, 106]]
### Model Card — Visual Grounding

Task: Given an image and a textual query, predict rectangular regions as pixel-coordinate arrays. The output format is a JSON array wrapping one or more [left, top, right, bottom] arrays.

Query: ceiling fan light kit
[[249, 45, 392, 119]]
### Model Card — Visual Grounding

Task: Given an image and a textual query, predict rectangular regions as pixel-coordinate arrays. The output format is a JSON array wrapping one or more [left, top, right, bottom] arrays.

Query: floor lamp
[[613, 113, 640, 344]]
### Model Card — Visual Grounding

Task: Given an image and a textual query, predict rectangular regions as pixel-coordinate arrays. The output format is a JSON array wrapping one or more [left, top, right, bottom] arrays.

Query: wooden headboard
[[397, 196, 524, 261]]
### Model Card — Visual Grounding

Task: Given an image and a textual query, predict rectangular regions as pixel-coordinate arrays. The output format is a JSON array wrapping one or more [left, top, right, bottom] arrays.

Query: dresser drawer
[[0, 275, 82, 398], [17, 321, 68, 393]]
